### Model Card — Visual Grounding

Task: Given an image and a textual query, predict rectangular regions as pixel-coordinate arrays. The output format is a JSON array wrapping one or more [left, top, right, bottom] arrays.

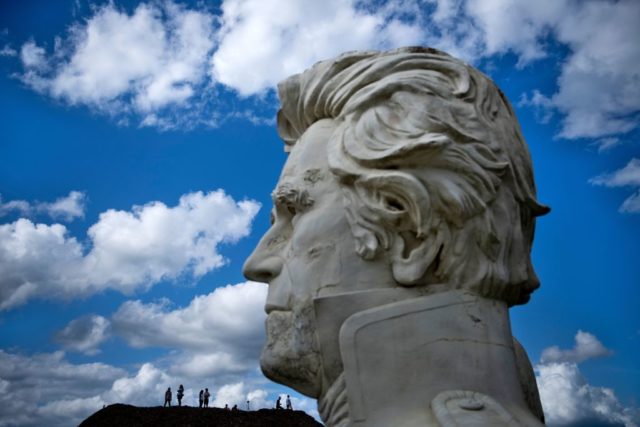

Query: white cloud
[[247, 388, 270, 409], [43, 191, 87, 220], [0, 350, 126, 427], [18, 1, 216, 129], [197, 0, 640, 144], [549, 0, 640, 140], [417, 0, 640, 142], [463, 0, 566, 64], [20, 40, 47, 69], [541, 330, 613, 364], [213, 382, 245, 407], [619, 191, 640, 214], [590, 158, 640, 213], [0, 219, 86, 309], [105, 363, 173, 405], [112, 282, 267, 391], [211, 0, 425, 96], [593, 137, 622, 153], [470, 0, 640, 140], [537, 362, 639, 426], [0, 191, 86, 221], [518, 90, 554, 124], [0, 347, 298, 426], [46, 280, 266, 394], [0, 190, 260, 310], [12, 0, 638, 142], [0, 197, 31, 217], [112, 281, 266, 357], [0, 44, 17, 57], [590, 158, 640, 188], [536, 331, 639, 426], [54, 315, 111, 355]]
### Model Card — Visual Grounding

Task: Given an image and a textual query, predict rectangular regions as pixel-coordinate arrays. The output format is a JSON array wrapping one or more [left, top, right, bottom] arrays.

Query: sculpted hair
[[276, 47, 549, 306]]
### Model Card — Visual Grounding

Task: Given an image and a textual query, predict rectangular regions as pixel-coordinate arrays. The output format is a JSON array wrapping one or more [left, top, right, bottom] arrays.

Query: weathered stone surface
[[244, 47, 548, 426]]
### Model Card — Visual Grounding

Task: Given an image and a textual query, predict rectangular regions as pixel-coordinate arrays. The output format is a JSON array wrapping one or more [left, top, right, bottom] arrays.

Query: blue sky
[[0, 0, 638, 426]]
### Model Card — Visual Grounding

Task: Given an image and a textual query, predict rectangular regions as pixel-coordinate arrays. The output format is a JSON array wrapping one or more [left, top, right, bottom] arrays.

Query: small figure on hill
[[199, 390, 204, 408], [286, 395, 293, 410], [276, 396, 283, 410], [224, 404, 229, 410], [203, 388, 210, 408], [232, 404, 238, 411], [247, 400, 250, 411], [177, 384, 184, 406], [164, 387, 172, 407]]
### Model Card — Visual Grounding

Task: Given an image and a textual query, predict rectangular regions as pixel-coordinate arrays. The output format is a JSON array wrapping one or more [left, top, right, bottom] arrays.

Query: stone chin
[[260, 308, 324, 398]]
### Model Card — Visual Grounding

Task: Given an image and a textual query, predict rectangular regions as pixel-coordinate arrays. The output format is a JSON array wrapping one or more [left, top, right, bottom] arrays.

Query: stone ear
[[390, 228, 443, 285], [343, 172, 440, 284], [350, 174, 441, 286]]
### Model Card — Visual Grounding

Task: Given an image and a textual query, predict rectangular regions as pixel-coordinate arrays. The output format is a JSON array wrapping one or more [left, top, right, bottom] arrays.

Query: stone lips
[[79, 403, 323, 427]]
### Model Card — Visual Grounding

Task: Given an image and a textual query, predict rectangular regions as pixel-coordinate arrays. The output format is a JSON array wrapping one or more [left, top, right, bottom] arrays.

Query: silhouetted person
[[224, 404, 229, 410], [204, 388, 210, 407], [177, 384, 184, 406], [164, 387, 172, 407], [232, 404, 238, 411], [286, 395, 292, 410], [199, 389, 204, 408], [276, 396, 283, 409]]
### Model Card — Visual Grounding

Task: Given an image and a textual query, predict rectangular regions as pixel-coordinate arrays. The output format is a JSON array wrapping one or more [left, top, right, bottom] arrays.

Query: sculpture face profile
[[244, 47, 549, 426]]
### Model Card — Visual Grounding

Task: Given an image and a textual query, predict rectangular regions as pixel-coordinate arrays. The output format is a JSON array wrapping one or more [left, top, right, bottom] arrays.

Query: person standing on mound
[[163, 387, 171, 407]]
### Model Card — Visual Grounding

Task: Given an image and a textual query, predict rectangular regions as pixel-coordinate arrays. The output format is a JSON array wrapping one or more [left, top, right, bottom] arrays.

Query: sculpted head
[[243, 47, 548, 398]]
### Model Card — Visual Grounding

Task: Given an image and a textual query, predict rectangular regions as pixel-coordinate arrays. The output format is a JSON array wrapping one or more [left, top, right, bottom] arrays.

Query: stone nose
[[243, 249, 283, 284]]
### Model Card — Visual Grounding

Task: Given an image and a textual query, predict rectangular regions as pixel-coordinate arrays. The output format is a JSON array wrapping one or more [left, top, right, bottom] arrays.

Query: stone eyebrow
[[272, 183, 314, 210]]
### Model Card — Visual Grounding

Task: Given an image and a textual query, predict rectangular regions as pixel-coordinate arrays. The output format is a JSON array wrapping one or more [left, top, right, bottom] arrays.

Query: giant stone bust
[[244, 47, 549, 427]]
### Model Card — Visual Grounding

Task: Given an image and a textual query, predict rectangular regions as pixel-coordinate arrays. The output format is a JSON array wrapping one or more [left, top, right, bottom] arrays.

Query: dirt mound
[[79, 403, 324, 427]]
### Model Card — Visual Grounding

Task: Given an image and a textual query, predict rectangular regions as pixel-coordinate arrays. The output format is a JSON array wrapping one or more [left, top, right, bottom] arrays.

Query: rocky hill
[[79, 403, 323, 427]]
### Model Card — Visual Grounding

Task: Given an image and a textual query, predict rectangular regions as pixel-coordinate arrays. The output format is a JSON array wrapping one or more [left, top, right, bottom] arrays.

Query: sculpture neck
[[315, 290, 543, 426]]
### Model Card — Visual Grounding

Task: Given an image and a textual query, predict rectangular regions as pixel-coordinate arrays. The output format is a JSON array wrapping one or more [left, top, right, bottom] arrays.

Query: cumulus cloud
[[469, 0, 640, 141], [54, 315, 111, 355], [590, 159, 640, 188], [541, 330, 613, 364], [590, 158, 640, 213], [213, 382, 245, 408], [592, 137, 623, 153], [214, 383, 317, 415], [0, 348, 295, 426], [0, 354, 172, 427], [18, 1, 217, 129], [11, 0, 638, 143], [43, 191, 87, 220], [20, 40, 47, 70], [0, 350, 126, 427], [0, 44, 17, 57], [538, 362, 639, 426], [423, 0, 640, 142], [0, 190, 86, 221], [112, 282, 266, 372], [48, 281, 266, 379], [536, 331, 639, 426], [0, 190, 260, 310], [211, 0, 424, 96]]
